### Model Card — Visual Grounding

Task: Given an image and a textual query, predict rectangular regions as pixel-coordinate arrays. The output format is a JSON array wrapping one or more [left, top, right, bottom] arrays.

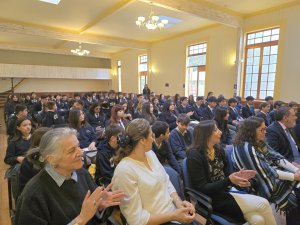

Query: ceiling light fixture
[[136, 2, 168, 30], [70, 43, 90, 56]]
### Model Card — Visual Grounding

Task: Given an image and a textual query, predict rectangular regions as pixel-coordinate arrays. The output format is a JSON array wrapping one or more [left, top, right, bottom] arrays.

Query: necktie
[[286, 129, 299, 162]]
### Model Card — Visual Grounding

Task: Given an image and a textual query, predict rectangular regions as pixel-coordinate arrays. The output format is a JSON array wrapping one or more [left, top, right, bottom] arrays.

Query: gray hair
[[39, 127, 77, 160]]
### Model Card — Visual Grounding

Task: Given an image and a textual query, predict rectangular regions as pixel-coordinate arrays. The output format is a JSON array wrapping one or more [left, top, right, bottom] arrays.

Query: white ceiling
[[0, 0, 298, 57]]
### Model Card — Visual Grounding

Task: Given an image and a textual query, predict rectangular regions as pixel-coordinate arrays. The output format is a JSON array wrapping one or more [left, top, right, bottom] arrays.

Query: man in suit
[[177, 96, 194, 117], [256, 102, 271, 126], [266, 106, 300, 164], [192, 96, 205, 121], [242, 96, 255, 118], [268, 100, 284, 124], [202, 96, 217, 120]]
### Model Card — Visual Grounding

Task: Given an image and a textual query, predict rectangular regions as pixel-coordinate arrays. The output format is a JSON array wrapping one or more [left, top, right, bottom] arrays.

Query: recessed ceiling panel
[[87, 1, 214, 42]]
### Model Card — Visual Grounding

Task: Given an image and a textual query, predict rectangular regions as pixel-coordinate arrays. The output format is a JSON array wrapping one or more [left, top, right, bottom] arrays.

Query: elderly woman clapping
[[14, 127, 124, 225]]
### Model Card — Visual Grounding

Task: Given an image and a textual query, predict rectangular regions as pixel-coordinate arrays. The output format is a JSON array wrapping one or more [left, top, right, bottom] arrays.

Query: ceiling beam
[[0, 43, 111, 58], [79, 0, 136, 34], [140, 0, 243, 28], [0, 21, 150, 50]]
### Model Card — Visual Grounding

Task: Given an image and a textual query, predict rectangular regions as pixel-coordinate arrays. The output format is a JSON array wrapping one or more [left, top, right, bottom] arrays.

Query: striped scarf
[[232, 142, 299, 213]]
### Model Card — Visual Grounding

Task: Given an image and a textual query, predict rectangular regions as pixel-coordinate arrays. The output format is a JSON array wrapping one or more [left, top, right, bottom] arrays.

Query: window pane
[[255, 38, 262, 44], [267, 82, 275, 90], [270, 55, 277, 64], [272, 28, 280, 35], [251, 82, 257, 90], [261, 73, 268, 82], [254, 48, 261, 57], [269, 73, 276, 82], [263, 36, 271, 42], [247, 57, 253, 65], [262, 65, 268, 73], [253, 57, 260, 65], [260, 91, 266, 99], [263, 56, 269, 65], [271, 45, 278, 54], [269, 64, 277, 73], [263, 30, 271, 36], [247, 39, 254, 45], [271, 35, 279, 41], [247, 49, 254, 57], [246, 74, 252, 82], [253, 66, 259, 73], [248, 33, 255, 39], [187, 54, 206, 67], [252, 73, 258, 82], [263, 46, 270, 55], [251, 91, 257, 98], [198, 71, 205, 96], [245, 82, 251, 90], [246, 66, 252, 73], [255, 32, 263, 38], [260, 81, 267, 90], [244, 90, 250, 97], [267, 90, 274, 96]]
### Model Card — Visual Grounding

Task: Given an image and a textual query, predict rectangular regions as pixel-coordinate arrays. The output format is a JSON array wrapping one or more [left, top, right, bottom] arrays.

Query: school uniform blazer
[[241, 104, 255, 118], [158, 111, 178, 130], [192, 104, 204, 121], [256, 111, 270, 126], [201, 106, 214, 120]]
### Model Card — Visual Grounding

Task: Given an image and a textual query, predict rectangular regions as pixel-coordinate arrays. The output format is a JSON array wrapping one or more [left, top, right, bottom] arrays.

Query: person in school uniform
[[177, 97, 194, 118], [255, 102, 271, 126], [4, 117, 33, 166], [158, 100, 179, 131], [191, 96, 205, 121], [107, 105, 129, 132], [69, 109, 97, 150], [86, 102, 106, 131], [241, 96, 255, 119], [6, 104, 29, 140], [202, 96, 218, 120], [42, 101, 65, 128]]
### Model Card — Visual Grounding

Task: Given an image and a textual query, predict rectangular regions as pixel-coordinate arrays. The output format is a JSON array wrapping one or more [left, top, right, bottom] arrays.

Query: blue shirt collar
[[45, 164, 78, 187]]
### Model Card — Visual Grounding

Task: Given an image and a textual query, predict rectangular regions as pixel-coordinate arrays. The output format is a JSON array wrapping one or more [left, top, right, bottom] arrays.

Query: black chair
[[182, 158, 245, 225]]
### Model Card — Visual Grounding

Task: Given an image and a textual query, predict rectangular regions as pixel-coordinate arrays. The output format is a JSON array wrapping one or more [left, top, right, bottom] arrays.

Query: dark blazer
[[268, 109, 277, 124], [187, 148, 244, 221], [86, 112, 106, 129], [158, 111, 178, 130], [177, 105, 193, 114], [192, 104, 204, 121], [266, 121, 296, 162], [202, 106, 214, 120], [241, 104, 255, 118], [256, 111, 270, 126]]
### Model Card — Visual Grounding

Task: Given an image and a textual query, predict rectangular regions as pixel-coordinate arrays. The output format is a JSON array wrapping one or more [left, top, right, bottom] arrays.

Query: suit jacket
[[202, 106, 214, 120], [192, 104, 204, 121], [241, 104, 255, 118], [256, 111, 270, 126], [266, 121, 297, 162], [177, 105, 193, 114]]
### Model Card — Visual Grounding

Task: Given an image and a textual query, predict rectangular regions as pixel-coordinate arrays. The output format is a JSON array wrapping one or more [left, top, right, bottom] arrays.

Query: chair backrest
[[182, 158, 192, 189], [226, 145, 235, 174]]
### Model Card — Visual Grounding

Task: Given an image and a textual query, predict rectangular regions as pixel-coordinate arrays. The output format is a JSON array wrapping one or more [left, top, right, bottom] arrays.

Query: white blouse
[[112, 150, 177, 225]]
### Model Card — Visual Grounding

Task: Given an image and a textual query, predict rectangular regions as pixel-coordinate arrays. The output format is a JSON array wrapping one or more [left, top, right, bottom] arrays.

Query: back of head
[[274, 100, 284, 109], [152, 121, 169, 138], [46, 101, 56, 110], [176, 113, 190, 125], [246, 96, 255, 101], [105, 124, 122, 140], [68, 109, 81, 129], [228, 98, 237, 105], [233, 116, 264, 147], [114, 119, 150, 165], [207, 96, 217, 103], [259, 102, 269, 110], [15, 104, 27, 115]]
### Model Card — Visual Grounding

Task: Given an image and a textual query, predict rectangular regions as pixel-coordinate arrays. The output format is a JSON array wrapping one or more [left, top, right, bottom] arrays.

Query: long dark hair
[[89, 102, 101, 114], [12, 117, 33, 142], [233, 116, 264, 148], [162, 100, 174, 112], [188, 120, 220, 159], [69, 109, 87, 130], [142, 102, 156, 125], [110, 104, 124, 124], [214, 107, 229, 135], [114, 119, 150, 165]]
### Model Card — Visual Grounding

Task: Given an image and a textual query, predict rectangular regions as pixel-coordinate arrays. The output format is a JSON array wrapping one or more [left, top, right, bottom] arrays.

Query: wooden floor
[[0, 110, 11, 225]]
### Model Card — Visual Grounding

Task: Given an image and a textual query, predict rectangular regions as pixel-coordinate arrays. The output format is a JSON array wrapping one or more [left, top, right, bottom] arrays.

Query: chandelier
[[70, 43, 90, 56], [136, 2, 168, 30]]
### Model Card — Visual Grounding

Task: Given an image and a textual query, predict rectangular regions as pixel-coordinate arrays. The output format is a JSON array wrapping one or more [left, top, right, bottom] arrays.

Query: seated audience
[[151, 96, 161, 117], [120, 101, 133, 121], [86, 102, 106, 130], [228, 97, 243, 126], [151, 121, 181, 175], [169, 114, 192, 162], [269, 100, 284, 124], [214, 107, 233, 147], [14, 128, 124, 225], [19, 127, 51, 193], [241, 96, 255, 118], [108, 104, 129, 131], [266, 106, 300, 163], [95, 124, 122, 186], [187, 120, 276, 225], [233, 116, 300, 225], [112, 119, 195, 225], [69, 109, 97, 150], [159, 100, 178, 131], [256, 102, 271, 126], [177, 96, 194, 117], [141, 102, 157, 125], [42, 101, 65, 127], [202, 96, 217, 120], [4, 117, 33, 166], [192, 96, 205, 121], [265, 96, 274, 111], [6, 104, 28, 139]]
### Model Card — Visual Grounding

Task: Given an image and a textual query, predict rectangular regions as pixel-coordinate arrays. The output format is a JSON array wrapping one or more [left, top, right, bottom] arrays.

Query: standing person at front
[[112, 119, 195, 225], [187, 120, 276, 225]]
